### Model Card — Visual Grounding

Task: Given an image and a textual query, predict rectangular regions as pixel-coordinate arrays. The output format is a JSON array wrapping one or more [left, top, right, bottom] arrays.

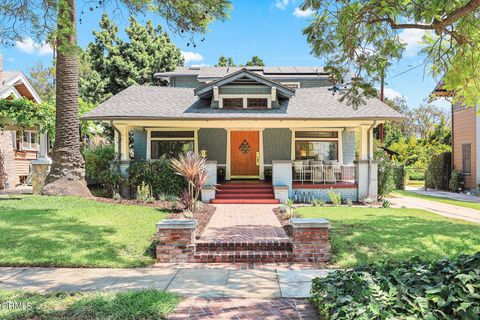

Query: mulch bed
[[167, 203, 216, 239], [94, 197, 216, 238]]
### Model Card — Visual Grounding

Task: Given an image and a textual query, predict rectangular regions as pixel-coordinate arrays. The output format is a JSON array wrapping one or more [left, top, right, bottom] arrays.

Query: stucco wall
[[263, 129, 292, 164], [342, 130, 356, 164], [198, 128, 227, 164], [133, 129, 147, 161]]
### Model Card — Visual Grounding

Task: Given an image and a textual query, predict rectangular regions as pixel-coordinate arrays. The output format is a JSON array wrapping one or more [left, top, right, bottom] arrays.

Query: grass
[[0, 289, 180, 320], [0, 195, 169, 268], [297, 206, 480, 268], [393, 190, 480, 211], [406, 180, 425, 187]]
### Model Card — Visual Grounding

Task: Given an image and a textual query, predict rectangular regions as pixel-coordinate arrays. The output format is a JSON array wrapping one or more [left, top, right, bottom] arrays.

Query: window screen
[[151, 131, 194, 138], [462, 143, 471, 174], [295, 131, 338, 139]]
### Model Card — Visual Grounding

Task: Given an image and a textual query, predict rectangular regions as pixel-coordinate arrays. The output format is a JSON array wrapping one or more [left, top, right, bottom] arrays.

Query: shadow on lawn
[[329, 214, 480, 266], [0, 207, 132, 267]]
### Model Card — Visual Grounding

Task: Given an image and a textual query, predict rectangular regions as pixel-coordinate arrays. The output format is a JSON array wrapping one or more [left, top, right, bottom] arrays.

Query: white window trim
[[21, 130, 39, 151], [145, 128, 199, 160], [290, 128, 343, 164], [219, 94, 272, 109], [281, 82, 301, 89]]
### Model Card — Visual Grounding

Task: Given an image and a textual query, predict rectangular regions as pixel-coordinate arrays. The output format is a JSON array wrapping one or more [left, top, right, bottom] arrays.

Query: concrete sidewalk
[[388, 195, 480, 224], [0, 267, 333, 298], [405, 187, 480, 203]]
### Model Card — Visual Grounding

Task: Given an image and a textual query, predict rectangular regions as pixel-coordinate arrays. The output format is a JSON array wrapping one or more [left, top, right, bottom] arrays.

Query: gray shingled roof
[[82, 85, 404, 120], [155, 66, 328, 79]]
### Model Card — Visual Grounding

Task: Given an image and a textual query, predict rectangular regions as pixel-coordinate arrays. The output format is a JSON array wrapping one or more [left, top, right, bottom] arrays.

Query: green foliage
[[245, 56, 265, 66], [0, 289, 180, 319], [0, 98, 48, 129], [80, 14, 184, 104], [82, 144, 116, 182], [311, 253, 480, 320], [216, 55, 236, 67], [312, 199, 325, 207], [381, 199, 391, 208], [449, 170, 463, 192], [100, 169, 126, 197], [327, 189, 341, 206], [302, 1, 480, 108], [406, 167, 425, 181], [28, 61, 56, 102], [425, 152, 452, 190], [128, 158, 186, 198], [375, 150, 397, 198]]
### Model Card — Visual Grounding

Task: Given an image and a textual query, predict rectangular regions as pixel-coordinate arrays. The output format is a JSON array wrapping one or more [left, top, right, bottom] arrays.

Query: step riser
[[196, 245, 293, 252], [210, 199, 280, 204], [217, 186, 273, 190], [194, 253, 294, 263], [217, 189, 273, 194], [215, 194, 275, 199]]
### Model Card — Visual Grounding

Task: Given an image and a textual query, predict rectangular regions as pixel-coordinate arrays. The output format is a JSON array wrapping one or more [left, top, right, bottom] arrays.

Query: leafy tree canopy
[[245, 55, 265, 66], [302, 0, 480, 107], [215, 55, 236, 67], [0, 98, 48, 130], [80, 13, 184, 103]]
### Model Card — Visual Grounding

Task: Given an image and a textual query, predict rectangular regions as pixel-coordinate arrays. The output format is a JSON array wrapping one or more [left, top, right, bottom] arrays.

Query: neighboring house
[[433, 83, 478, 191], [83, 66, 403, 203], [0, 55, 45, 189]]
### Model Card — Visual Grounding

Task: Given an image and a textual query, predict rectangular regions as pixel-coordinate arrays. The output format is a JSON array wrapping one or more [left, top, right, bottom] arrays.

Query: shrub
[[381, 199, 391, 208], [312, 199, 325, 207], [82, 144, 115, 183], [311, 253, 480, 320], [127, 157, 186, 197], [327, 189, 341, 206], [136, 181, 151, 203], [449, 170, 463, 192], [170, 152, 209, 212], [425, 152, 452, 190], [374, 150, 396, 198], [393, 164, 405, 190], [406, 166, 425, 181], [100, 169, 125, 197]]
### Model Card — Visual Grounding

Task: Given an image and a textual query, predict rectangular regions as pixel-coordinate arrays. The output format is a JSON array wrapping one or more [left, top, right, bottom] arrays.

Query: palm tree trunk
[[42, 0, 91, 196]]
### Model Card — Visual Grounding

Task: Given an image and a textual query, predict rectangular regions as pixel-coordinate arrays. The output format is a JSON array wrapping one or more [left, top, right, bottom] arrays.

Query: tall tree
[[81, 14, 184, 103], [0, 0, 231, 196], [29, 62, 56, 102], [215, 55, 236, 67], [302, 0, 480, 107], [245, 55, 264, 66]]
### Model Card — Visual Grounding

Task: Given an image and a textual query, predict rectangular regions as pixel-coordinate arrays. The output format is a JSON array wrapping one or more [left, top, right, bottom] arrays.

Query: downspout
[[367, 121, 377, 198]]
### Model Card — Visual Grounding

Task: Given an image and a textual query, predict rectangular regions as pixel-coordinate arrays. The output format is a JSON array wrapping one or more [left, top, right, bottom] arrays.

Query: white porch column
[[115, 124, 130, 160], [358, 125, 370, 160]]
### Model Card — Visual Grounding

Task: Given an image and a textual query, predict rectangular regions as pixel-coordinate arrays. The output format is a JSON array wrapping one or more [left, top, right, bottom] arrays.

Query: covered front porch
[[111, 119, 379, 203]]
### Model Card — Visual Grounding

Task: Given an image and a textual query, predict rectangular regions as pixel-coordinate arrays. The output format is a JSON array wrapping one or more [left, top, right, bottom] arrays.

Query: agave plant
[[170, 151, 210, 212]]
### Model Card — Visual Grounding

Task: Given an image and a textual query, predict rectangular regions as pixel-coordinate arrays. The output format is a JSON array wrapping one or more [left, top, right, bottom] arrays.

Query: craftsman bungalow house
[[83, 66, 403, 203]]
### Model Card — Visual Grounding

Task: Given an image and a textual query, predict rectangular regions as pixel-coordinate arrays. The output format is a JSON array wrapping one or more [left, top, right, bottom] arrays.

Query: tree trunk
[[42, 0, 91, 197]]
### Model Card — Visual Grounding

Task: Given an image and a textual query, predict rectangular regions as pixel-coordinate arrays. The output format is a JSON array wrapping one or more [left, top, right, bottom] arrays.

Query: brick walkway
[[169, 297, 319, 319], [200, 204, 289, 242]]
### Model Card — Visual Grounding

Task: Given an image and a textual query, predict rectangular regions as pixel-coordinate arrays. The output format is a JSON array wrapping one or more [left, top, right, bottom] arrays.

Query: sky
[[1, 0, 449, 111]]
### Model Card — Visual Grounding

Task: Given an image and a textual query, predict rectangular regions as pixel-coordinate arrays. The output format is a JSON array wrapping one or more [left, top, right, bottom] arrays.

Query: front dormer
[[193, 68, 295, 110]]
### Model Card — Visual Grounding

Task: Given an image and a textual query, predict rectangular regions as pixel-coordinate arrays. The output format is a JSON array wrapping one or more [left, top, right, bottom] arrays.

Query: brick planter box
[[291, 218, 331, 262], [155, 219, 197, 263]]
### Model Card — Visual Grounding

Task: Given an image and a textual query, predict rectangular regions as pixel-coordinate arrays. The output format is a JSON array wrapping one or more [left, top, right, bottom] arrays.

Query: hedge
[[311, 252, 480, 320], [425, 152, 452, 190], [375, 150, 405, 197], [127, 158, 186, 197]]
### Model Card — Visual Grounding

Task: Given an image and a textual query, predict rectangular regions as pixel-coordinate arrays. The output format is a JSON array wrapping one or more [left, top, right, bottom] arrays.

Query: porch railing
[[292, 164, 357, 184]]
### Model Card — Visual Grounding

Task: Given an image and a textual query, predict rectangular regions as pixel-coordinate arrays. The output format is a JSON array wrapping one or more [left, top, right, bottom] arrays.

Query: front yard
[[297, 206, 480, 268], [0, 289, 180, 320], [393, 189, 480, 210], [0, 196, 168, 268]]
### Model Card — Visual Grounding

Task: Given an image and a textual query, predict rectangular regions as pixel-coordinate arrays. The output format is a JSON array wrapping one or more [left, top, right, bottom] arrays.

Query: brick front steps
[[194, 240, 294, 263], [210, 182, 280, 204]]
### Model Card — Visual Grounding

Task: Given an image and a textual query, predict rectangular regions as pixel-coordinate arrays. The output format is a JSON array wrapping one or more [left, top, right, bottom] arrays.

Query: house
[[83, 66, 403, 203], [433, 82, 478, 191], [0, 55, 48, 189]]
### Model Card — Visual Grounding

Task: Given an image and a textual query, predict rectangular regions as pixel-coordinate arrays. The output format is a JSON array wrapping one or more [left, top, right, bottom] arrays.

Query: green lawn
[[0, 289, 180, 320], [297, 206, 480, 268], [0, 196, 168, 268], [393, 190, 480, 211]]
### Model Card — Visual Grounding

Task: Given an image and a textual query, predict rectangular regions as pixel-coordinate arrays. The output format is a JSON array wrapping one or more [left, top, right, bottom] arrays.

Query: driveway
[[388, 194, 480, 224]]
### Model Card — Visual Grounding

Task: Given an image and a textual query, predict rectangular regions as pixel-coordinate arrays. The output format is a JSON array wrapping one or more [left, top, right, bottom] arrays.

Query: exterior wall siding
[[133, 129, 147, 161], [453, 107, 476, 189], [342, 130, 356, 164], [263, 128, 292, 164], [171, 76, 202, 88], [219, 86, 271, 94], [198, 128, 227, 164]]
